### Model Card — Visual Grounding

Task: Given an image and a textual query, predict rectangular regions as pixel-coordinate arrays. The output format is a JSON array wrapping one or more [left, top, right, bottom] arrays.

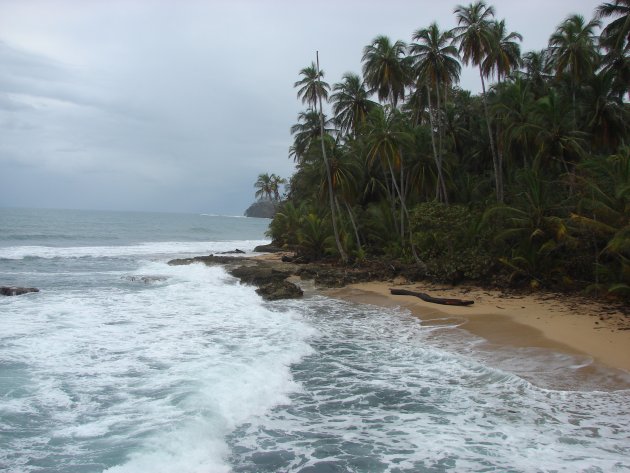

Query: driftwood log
[[390, 288, 474, 306]]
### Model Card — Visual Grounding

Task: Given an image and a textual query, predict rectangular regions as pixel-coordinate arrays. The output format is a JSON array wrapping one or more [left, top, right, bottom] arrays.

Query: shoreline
[[326, 280, 630, 376], [255, 253, 630, 377], [173, 251, 630, 386]]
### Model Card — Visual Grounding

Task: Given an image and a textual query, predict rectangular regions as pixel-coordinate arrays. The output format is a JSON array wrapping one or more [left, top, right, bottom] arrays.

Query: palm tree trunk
[[426, 86, 447, 202], [386, 158, 425, 265], [435, 81, 449, 204], [344, 201, 362, 252], [479, 67, 503, 203], [316, 52, 347, 263]]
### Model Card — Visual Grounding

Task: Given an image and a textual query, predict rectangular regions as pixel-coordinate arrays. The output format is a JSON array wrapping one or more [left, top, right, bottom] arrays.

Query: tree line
[[266, 0, 629, 298]]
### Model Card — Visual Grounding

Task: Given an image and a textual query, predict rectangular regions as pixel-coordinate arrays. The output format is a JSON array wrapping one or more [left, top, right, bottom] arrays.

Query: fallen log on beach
[[390, 288, 474, 306]]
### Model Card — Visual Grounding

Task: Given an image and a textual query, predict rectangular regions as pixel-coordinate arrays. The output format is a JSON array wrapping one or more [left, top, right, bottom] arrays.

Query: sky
[[0, 0, 604, 214]]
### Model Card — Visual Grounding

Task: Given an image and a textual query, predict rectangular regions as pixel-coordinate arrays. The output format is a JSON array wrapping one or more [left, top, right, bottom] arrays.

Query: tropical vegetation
[[264, 1, 629, 299]]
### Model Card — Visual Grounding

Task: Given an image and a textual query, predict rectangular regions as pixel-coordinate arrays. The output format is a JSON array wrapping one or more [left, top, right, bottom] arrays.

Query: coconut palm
[[596, 0, 630, 52], [290, 110, 334, 163], [521, 49, 553, 97], [270, 174, 286, 201], [483, 20, 523, 82], [548, 14, 601, 125], [295, 57, 348, 262], [363, 107, 423, 263], [362, 36, 410, 107], [330, 73, 378, 137], [596, 0, 630, 101], [410, 22, 461, 203], [453, 1, 504, 202], [254, 173, 273, 201]]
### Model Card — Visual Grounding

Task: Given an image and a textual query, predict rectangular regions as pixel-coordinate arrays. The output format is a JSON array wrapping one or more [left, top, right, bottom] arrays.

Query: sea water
[[1, 208, 629, 472]]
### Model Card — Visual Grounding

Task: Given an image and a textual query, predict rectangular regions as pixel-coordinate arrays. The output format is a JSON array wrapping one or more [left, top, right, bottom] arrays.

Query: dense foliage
[[266, 1, 630, 298]]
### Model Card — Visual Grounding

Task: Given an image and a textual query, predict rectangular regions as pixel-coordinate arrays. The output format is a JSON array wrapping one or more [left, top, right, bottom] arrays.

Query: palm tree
[[290, 110, 334, 163], [295, 56, 348, 262], [330, 73, 378, 137], [270, 174, 287, 201], [254, 173, 273, 201], [548, 14, 601, 126], [483, 20, 523, 83], [483, 19, 522, 201], [596, 0, 630, 52], [521, 49, 553, 97], [362, 36, 410, 107], [410, 22, 461, 203], [596, 1, 630, 100], [364, 107, 421, 260], [453, 1, 504, 202]]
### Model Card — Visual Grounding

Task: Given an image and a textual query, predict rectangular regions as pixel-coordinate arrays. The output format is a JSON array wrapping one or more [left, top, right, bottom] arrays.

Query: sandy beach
[[326, 280, 630, 376]]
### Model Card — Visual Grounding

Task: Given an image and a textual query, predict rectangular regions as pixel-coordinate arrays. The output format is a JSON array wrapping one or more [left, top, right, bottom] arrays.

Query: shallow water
[[1, 208, 629, 472]]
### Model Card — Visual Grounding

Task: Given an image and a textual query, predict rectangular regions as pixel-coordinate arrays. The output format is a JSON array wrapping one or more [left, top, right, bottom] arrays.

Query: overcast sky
[[0, 0, 604, 214]]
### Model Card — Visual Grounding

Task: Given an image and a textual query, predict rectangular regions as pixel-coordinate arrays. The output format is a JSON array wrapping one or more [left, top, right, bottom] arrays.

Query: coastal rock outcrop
[[168, 255, 238, 266], [253, 244, 284, 253], [244, 201, 277, 219], [1, 286, 39, 296]]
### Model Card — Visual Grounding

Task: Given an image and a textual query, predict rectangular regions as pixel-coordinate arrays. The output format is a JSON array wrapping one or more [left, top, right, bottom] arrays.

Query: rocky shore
[[167, 252, 423, 301]]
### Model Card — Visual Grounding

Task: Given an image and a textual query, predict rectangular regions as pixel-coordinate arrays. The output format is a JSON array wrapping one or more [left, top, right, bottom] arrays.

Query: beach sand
[[326, 281, 630, 376], [251, 252, 630, 387]]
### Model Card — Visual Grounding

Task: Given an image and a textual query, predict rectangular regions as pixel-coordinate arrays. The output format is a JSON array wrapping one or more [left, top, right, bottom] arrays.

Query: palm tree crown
[[596, 0, 630, 51], [409, 23, 461, 88], [482, 19, 523, 81], [452, 1, 496, 67], [294, 63, 330, 108], [548, 14, 601, 83], [331, 73, 378, 137], [362, 35, 409, 107]]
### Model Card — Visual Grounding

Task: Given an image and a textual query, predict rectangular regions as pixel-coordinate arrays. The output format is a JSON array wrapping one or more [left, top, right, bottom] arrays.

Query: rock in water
[[255, 281, 303, 301], [0, 286, 39, 296]]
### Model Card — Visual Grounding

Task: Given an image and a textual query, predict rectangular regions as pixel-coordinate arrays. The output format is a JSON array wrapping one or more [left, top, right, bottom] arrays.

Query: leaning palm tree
[[330, 72, 378, 137], [409, 22, 461, 203], [362, 35, 410, 107], [453, 1, 504, 202], [294, 57, 348, 262]]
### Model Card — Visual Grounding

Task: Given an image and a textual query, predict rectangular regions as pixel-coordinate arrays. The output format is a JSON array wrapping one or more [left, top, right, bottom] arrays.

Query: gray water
[[1, 208, 629, 472]]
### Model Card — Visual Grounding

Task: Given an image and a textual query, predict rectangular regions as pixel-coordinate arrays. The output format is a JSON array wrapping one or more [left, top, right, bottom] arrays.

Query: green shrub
[[411, 202, 496, 282]]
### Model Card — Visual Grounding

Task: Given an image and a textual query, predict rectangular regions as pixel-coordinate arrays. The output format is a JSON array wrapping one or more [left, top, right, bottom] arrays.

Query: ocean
[[1, 207, 629, 473]]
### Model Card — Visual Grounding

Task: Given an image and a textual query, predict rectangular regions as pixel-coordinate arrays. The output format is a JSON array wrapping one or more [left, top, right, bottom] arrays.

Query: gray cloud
[[0, 0, 603, 213]]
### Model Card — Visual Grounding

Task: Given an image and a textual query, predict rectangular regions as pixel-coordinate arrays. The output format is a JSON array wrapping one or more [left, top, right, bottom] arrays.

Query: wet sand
[[326, 281, 630, 375]]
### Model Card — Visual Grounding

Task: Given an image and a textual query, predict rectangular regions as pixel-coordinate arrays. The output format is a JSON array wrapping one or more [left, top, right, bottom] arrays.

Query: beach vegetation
[[266, 0, 630, 299]]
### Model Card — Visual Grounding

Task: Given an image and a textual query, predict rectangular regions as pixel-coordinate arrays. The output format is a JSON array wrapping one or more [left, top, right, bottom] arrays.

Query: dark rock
[[217, 249, 245, 254], [168, 255, 238, 266], [256, 281, 303, 301], [1, 286, 39, 296], [253, 244, 284, 253], [244, 201, 277, 218], [228, 265, 292, 286]]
